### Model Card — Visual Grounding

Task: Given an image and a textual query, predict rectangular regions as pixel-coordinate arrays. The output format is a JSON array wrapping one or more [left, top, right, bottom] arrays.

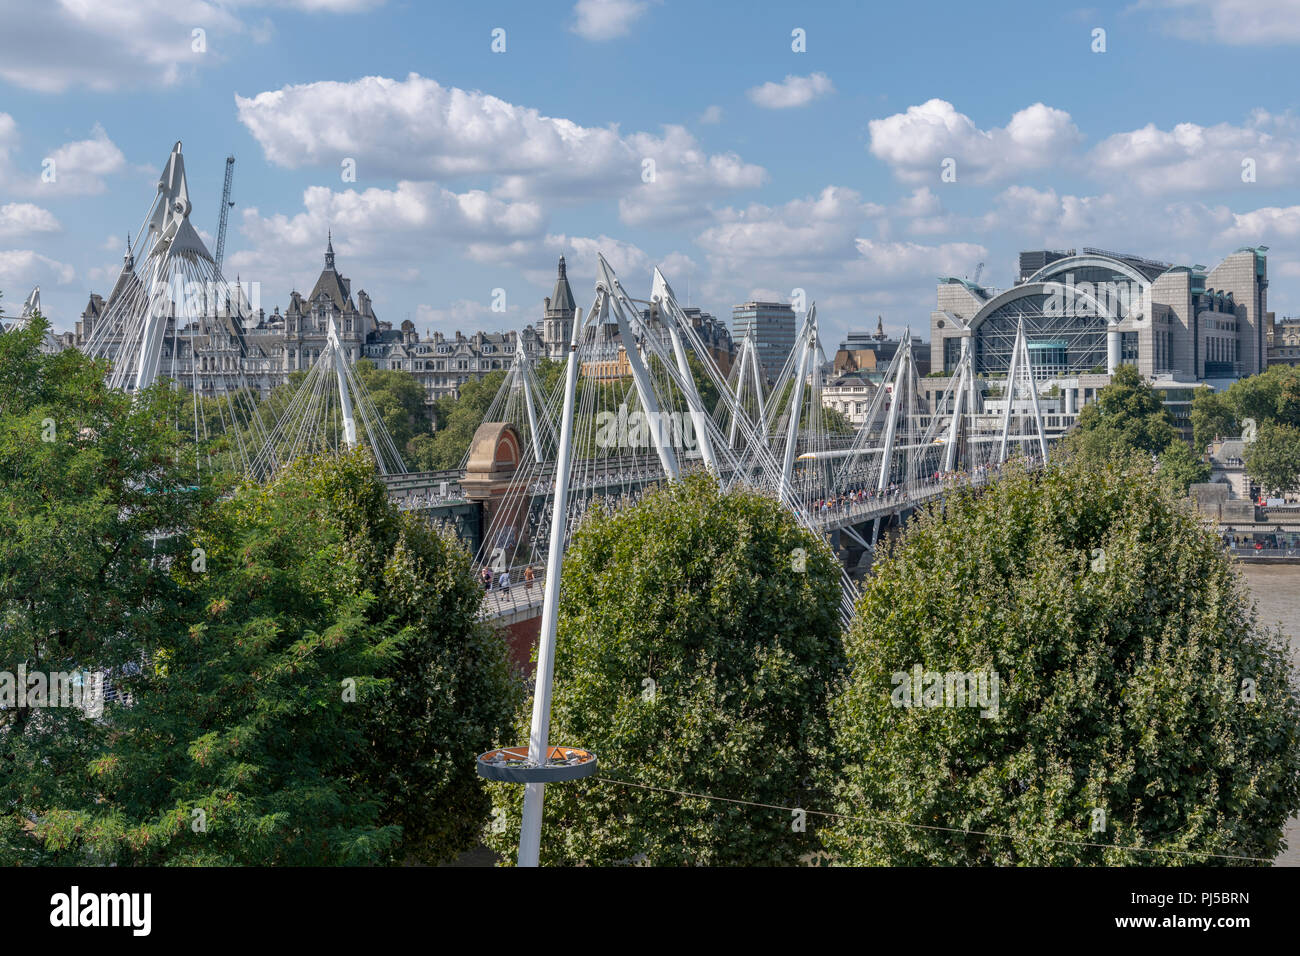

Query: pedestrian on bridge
[[524, 565, 536, 590]]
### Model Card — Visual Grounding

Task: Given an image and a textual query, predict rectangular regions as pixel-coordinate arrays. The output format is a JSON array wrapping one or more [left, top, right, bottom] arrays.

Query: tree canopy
[[1244, 421, 1300, 496], [410, 370, 507, 471], [1065, 365, 1207, 494], [823, 456, 1300, 865], [1, 316, 518, 865], [484, 473, 846, 865]]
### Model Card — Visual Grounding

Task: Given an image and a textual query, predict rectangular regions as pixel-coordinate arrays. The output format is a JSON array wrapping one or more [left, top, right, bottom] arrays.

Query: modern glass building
[[732, 301, 797, 383], [925, 246, 1270, 420]]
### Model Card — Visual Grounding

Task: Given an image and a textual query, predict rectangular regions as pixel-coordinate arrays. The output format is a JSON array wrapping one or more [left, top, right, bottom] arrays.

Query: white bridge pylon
[[497, 258, 1056, 867], [250, 314, 409, 480], [84, 141, 237, 394], [0, 285, 39, 334], [466, 339, 557, 470], [513, 256, 849, 866], [996, 318, 1049, 463], [81, 141, 268, 476]]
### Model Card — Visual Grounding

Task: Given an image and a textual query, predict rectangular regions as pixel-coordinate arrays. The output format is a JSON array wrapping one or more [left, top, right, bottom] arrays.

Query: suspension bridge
[[21, 140, 1055, 638], [8, 139, 1057, 868]]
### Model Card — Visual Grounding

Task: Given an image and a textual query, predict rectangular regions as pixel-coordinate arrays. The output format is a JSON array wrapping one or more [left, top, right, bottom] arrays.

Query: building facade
[[923, 246, 1270, 420], [70, 237, 547, 404], [541, 256, 576, 361], [732, 301, 797, 382], [66, 246, 734, 406], [1267, 313, 1300, 367], [832, 316, 930, 378]]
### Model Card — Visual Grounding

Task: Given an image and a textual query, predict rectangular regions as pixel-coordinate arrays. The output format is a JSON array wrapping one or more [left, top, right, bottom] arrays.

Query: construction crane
[[214, 155, 235, 274]]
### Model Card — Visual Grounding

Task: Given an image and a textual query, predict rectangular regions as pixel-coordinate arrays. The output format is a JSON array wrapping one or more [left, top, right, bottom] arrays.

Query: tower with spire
[[542, 256, 576, 361]]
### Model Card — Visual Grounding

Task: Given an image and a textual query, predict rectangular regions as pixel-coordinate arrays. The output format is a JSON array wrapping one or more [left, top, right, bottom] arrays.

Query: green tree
[[1156, 437, 1211, 496], [0, 314, 201, 863], [484, 474, 846, 865], [412, 370, 507, 471], [1276, 368, 1300, 428], [1244, 422, 1300, 495], [1190, 386, 1237, 450], [1227, 361, 1289, 426], [824, 457, 1300, 865], [35, 450, 519, 865], [1071, 364, 1177, 456], [1066, 365, 1208, 494], [353, 360, 434, 460]]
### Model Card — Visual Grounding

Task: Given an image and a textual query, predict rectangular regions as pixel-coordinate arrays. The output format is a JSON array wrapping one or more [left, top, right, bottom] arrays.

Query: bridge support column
[[461, 422, 527, 567]]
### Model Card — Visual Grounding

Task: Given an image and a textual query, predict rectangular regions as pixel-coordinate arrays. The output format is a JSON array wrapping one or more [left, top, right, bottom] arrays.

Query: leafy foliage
[[1244, 422, 1300, 495], [1065, 365, 1207, 494], [352, 360, 434, 461], [33, 450, 519, 865], [412, 370, 507, 471], [484, 474, 846, 865], [1190, 387, 1237, 451], [1221, 364, 1300, 430], [824, 457, 1300, 865], [0, 316, 201, 864], [1072, 365, 1178, 455], [1, 315, 517, 864]]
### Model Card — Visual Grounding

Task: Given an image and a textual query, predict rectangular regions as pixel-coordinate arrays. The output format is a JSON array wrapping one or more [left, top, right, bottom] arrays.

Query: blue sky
[[2, 0, 1300, 349]]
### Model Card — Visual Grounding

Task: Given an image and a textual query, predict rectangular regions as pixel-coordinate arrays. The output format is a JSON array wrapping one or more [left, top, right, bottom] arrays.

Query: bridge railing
[[807, 458, 1044, 530], [478, 569, 548, 620], [1226, 546, 1300, 560]]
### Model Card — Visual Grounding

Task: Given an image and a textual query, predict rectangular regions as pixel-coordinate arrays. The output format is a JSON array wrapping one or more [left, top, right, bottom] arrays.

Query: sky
[[1, 0, 1300, 350]]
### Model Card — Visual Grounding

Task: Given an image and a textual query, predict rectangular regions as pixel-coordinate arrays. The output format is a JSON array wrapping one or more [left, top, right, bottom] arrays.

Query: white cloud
[[0, 122, 128, 198], [229, 180, 545, 290], [689, 183, 984, 339], [414, 298, 526, 336], [619, 125, 766, 226], [542, 233, 651, 288], [746, 73, 834, 110], [0, 250, 74, 286], [0, 203, 59, 239], [982, 185, 1114, 236], [0, 0, 377, 93], [31, 125, 127, 196], [696, 186, 882, 269], [868, 99, 1081, 184], [1220, 205, 1300, 242], [1140, 0, 1300, 45], [236, 73, 765, 225], [850, 239, 987, 282], [0, 0, 240, 93], [1088, 113, 1300, 195], [699, 105, 723, 125], [570, 0, 653, 40]]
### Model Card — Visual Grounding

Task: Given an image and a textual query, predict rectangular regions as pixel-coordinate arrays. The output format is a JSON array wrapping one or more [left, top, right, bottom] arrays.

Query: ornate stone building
[[66, 244, 731, 404], [541, 256, 576, 361]]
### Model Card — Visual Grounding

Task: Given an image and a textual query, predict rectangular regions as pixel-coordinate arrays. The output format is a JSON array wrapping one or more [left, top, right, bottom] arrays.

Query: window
[[943, 337, 962, 373]]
